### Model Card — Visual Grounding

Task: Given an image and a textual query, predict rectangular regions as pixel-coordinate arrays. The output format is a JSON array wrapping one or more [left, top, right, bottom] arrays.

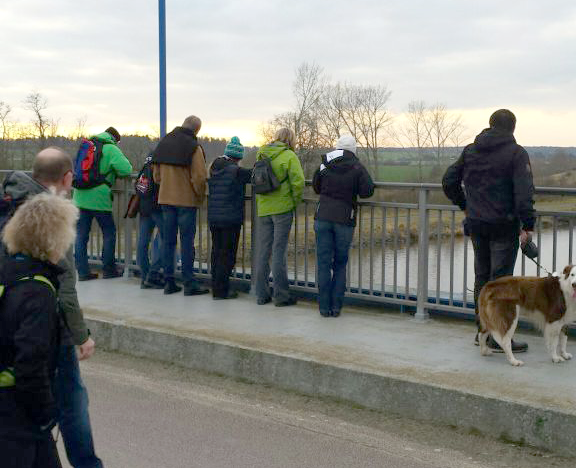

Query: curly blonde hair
[[3, 191, 79, 263]]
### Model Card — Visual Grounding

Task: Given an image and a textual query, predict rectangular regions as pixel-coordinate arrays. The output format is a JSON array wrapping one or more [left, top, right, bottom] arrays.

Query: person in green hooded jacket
[[73, 127, 133, 281], [254, 127, 304, 307]]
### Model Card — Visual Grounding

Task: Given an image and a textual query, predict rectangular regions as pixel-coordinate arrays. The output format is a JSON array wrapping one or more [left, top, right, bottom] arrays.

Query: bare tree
[[422, 103, 464, 166], [23, 92, 49, 147], [338, 83, 393, 176], [0, 101, 13, 168], [73, 115, 88, 140], [392, 101, 433, 182], [0, 101, 12, 140]]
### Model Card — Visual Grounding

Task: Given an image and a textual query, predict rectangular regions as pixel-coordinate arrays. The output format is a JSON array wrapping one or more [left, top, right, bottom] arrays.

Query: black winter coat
[[312, 150, 375, 226], [442, 128, 535, 235], [0, 255, 62, 441], [208, 157, 252, 227]]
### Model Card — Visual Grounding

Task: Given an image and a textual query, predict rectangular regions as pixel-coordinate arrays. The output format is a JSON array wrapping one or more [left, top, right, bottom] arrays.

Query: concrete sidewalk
[[78, 277, 576, 457]]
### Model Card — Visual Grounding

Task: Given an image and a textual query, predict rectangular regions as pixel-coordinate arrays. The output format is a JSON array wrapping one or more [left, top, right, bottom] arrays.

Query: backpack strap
[[0, 367, 14, 388]]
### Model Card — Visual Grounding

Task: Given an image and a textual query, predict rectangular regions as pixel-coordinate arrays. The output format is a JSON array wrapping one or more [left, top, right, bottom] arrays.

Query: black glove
[[521, 240, 539, 260]]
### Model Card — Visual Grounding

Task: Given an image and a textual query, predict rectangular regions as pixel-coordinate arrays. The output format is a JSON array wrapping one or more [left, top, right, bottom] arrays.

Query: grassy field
[[376, 165, 435, 182]]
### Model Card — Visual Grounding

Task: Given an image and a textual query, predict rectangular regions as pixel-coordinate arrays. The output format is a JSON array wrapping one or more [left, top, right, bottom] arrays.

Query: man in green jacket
[[254, 127, 304, 307], [73, 127, 133, 280]]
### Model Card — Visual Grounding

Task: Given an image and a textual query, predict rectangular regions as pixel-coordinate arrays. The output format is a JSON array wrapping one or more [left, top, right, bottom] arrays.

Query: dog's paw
[[509, 358, 524, 367], [552, 355, 566, 363], [480, 349, 493, 356], [561, 352, 573, 360]]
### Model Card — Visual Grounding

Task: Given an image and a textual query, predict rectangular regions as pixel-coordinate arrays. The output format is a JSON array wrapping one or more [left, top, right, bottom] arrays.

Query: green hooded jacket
[[255, 142, 305, 216], [72, 131, 133, 212]]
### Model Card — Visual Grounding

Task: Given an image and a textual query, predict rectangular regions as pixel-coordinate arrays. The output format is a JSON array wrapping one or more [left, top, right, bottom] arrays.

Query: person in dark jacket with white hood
[[208, 137, 252, 299], [312, 135, 375, 317]]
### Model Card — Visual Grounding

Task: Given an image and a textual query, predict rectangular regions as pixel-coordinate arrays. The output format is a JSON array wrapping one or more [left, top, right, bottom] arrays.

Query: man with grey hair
[[1, 147, 104, 468], [152, 116, 208, 295]]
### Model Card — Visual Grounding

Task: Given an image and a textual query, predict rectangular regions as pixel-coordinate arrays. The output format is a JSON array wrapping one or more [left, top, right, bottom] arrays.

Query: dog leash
[[465, 253, 554, 295], [526, 256, 554, 277]]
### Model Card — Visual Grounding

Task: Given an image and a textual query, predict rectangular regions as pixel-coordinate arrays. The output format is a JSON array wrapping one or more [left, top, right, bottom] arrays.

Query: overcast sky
[[1, 0, 575, 146]]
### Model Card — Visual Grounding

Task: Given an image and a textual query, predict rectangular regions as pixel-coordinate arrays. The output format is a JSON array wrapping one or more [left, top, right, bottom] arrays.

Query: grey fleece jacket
[[1, 171, 89, 345]]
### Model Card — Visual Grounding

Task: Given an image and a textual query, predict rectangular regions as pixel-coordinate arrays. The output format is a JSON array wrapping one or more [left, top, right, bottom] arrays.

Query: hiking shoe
[[78, 272, 99, 282], [102, 269, 123, 279], [164, 281, 182, 295], [475, 334, 528, 353], [141, 279, 164, 289], [257, 297, 272, 305], [275, 297, 297, 307], [488, 336, 528, 353], [213, 291, 239, 300], [184, 285, 209, 296]]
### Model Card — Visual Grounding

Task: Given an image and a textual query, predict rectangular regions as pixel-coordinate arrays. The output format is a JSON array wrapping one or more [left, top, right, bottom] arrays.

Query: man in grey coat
[[1, 147, 103, 468]]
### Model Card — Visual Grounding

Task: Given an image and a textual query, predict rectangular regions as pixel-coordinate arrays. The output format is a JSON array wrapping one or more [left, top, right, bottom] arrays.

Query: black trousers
[[0, 435, 62, 468], [210, 225, 241, 298], [470, 231, 519, 328]]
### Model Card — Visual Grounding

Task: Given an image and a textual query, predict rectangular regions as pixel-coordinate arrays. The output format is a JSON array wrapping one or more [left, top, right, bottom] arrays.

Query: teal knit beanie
[[224, 136, 244, 159]]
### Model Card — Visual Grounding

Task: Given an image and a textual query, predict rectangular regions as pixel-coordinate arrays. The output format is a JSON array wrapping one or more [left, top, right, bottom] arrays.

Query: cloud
[[1, 0, 575, 145]]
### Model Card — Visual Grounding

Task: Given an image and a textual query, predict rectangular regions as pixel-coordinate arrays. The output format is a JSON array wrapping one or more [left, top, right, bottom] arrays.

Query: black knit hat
[[489, 109, 516, 133], [105, 126, 121, 142]]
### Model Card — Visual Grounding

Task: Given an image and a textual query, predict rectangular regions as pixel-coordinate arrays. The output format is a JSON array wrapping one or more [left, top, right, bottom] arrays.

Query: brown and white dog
[[478, 265, 576, 366]]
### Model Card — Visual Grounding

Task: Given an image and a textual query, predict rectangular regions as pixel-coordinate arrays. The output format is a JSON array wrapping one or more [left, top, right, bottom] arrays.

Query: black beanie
[[489, 109, 516, 132], [105, 126, 121, 142]]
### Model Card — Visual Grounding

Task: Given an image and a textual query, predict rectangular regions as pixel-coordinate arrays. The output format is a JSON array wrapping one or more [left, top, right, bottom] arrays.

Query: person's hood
[[473, 128, 516, 151], [91, 131, 118, 145], [0, 254, 64, 288], [258, 141, 290, 160], [210, 155, 236, 176], [2, 171, 46, 204], [320, 149, 359, 173]]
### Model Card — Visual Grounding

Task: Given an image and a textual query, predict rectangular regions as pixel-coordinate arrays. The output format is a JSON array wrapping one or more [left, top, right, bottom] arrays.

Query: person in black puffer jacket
[[442, 109, 535, 353], [0, 191, 79, 468], [208, 137, 252, 299], [312, 135, 375, 317]]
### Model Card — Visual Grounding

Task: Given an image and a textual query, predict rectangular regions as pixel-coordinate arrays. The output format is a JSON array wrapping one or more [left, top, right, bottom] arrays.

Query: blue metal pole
[[159, 0, 167, 138]]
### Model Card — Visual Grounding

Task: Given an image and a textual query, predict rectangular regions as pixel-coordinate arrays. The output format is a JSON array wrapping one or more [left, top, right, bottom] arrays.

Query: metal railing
[[3, 170, 576, 319]]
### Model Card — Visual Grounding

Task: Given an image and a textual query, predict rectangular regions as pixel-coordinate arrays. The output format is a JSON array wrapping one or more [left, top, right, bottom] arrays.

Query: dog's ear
[[563, 265, 573, 279]]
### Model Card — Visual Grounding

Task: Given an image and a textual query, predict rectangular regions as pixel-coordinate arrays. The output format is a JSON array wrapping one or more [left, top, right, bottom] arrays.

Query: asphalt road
[[60, 351, 573, 468]]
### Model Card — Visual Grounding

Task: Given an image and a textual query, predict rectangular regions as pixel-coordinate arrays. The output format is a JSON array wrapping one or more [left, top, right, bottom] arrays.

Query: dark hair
[[32, 147, 73, 184], [105, 126, 121, 142], [489, 109, 516, 132]]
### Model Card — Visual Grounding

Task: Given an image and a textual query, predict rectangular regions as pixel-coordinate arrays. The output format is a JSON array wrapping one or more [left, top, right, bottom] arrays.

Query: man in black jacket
[[208, 137, 252, 299], [442, 109, 535, 352], [312, 135, 375, 317]]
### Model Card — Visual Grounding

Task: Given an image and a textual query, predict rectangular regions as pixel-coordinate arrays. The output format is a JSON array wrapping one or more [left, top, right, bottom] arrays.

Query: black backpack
[[252, 155, 288, 194], [135, 155, 155, 200]]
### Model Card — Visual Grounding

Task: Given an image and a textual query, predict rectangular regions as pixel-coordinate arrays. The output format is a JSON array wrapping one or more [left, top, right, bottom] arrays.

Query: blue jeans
[[162, 206, 197, 285], [137, 211, 163, 281], [54, 345, 103, 468], [75, 209, 117, 276], [314, 220, 355, 314], [254, 211, 293, 304]]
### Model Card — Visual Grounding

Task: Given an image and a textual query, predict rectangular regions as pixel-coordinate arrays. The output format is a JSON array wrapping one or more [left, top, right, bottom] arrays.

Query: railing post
[[123, 178, 133, 278], [415, 186, 430, 321], [250, 188, 257, 295]]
